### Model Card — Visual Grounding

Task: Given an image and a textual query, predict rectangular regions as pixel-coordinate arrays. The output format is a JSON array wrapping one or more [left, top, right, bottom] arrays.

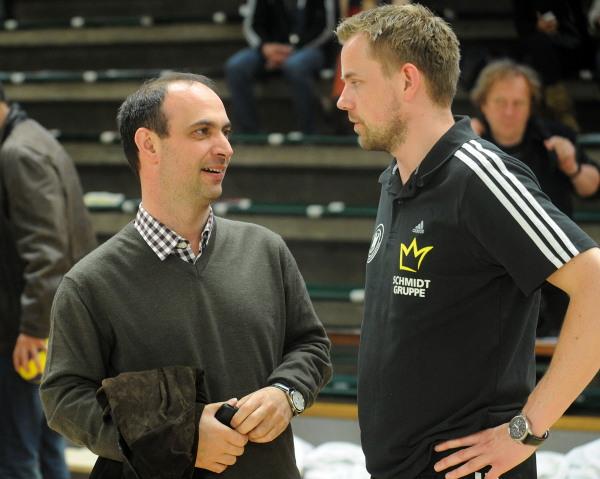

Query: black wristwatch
[[271, 383, 305, 415], [508, 413, 549, 446]]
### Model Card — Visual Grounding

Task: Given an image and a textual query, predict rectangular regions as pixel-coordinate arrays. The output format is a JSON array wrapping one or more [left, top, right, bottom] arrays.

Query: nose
[[502, 102, 522, 117], [215, 132, 234, 159], [336, 86, 352, 111]]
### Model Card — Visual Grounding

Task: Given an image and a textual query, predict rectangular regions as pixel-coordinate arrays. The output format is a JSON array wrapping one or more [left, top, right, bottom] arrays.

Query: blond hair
[[470, 59, 542, 107], [335, 4, 460, 107]]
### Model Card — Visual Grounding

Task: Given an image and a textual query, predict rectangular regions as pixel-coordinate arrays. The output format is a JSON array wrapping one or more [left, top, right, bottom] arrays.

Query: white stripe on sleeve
[[461, 142, 572, 264], [470, 140, 580, 256], [455, 149, 564, 269]]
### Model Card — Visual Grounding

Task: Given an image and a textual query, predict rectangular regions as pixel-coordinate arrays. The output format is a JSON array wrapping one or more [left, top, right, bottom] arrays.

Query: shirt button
[[176, 241, 187, 249]]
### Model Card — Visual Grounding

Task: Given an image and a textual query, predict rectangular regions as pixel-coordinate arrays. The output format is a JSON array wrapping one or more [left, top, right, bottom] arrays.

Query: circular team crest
[[367, 224, 384, 263]]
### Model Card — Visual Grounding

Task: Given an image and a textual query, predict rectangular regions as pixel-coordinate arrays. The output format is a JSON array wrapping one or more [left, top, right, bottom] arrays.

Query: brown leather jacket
[[0, 104, 96, 354]]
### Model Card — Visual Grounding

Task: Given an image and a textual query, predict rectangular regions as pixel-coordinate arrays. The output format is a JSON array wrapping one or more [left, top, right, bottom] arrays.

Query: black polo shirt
[[359, 117, 596, 478]]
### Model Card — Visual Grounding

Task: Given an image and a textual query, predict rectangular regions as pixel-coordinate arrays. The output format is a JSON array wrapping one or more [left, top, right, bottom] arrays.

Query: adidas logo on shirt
[[412, 220, 424, 234]]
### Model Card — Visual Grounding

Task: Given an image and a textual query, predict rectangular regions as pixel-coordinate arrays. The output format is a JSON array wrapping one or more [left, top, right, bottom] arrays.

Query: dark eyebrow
[[189, 119, 232, 131]]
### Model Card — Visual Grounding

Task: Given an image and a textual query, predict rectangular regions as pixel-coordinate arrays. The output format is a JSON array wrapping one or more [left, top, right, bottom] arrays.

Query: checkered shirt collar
[[134, 203, 214, 264]]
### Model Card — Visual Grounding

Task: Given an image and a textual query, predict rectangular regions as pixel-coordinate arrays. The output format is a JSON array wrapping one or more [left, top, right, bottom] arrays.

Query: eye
[[223, 128, 232, 138], [194, 127, 210, 137]]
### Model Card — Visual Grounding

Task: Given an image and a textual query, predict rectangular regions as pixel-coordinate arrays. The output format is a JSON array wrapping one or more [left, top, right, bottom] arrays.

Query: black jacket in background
[[513, 0, 590, 39], [243, 0, 337, 54], [512, 0, 595, 71]]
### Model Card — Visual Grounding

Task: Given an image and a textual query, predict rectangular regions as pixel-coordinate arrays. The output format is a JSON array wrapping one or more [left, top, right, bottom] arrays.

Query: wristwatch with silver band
[[508, 413, 549, 446], [271, 382, 305, 416]]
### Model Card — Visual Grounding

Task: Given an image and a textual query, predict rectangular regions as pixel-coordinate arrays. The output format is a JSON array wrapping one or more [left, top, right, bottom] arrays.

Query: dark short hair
[[117, 72, 216, 175]]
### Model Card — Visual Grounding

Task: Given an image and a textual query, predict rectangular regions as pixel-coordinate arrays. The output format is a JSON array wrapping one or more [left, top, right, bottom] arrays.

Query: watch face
[[509, 415, 527, 440], [291, 390, 305, 412]]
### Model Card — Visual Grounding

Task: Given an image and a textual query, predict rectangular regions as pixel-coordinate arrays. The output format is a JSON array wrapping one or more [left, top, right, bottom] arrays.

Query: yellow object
[[17, 349, 46, 383]]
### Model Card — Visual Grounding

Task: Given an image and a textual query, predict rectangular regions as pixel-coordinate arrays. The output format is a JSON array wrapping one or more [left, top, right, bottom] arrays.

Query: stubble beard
[[357, 110, 407, 154]]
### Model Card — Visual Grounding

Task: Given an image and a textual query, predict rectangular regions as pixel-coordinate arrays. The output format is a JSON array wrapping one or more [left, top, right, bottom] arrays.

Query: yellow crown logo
[[399, 238, 433, 273]]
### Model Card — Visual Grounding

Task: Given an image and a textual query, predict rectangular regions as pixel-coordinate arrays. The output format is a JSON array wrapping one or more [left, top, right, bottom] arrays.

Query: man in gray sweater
[[40, 73, 332, 478]]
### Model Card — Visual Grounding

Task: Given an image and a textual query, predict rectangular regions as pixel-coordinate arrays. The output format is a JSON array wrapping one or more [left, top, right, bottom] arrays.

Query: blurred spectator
[[338, 0, 408, 16], [470, 59, 600, 336], [589, 0, 600, 79], [225, 0, 336, 134], [0, 1, 11, 20], [338, 0, 364, 19], [0, 84, 96, 478], [512, 0, 596, 131], [590, 0, 600, 30]]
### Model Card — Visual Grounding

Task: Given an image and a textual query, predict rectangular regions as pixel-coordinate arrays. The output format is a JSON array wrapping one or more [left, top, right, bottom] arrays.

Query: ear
[[134, 127, 160, 167], [399, 63, 421, 101]]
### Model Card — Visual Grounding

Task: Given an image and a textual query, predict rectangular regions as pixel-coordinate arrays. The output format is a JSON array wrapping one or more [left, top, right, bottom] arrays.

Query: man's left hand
[[544, 136, 578, 176], [230, 386, 292, 443], [433, 423, 536, 479]]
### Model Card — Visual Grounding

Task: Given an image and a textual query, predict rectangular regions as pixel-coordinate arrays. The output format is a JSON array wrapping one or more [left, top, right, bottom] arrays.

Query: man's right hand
[[195, 401, 248, 473]]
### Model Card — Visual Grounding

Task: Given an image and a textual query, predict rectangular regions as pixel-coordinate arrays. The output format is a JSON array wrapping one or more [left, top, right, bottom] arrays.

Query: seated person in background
[[590, 0, 600, 31], [0, 1, 11, 21], [225, 0, 336, 135], [512, 0, 596, 131], [589, 0, 600, 79], [470, 59, 600, 336]]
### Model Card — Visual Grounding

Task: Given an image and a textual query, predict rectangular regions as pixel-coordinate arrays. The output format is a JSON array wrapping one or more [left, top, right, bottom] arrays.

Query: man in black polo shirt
[[335, 4, 600, 479]]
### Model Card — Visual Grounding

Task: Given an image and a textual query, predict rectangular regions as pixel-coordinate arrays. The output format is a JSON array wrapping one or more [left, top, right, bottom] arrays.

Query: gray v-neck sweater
[[41, 218, 331, 479]]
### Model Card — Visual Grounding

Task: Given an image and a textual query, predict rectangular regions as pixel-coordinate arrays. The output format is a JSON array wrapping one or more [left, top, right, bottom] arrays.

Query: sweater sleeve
[[266, 239, 332, 407], [40, 276, 122, 461]]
